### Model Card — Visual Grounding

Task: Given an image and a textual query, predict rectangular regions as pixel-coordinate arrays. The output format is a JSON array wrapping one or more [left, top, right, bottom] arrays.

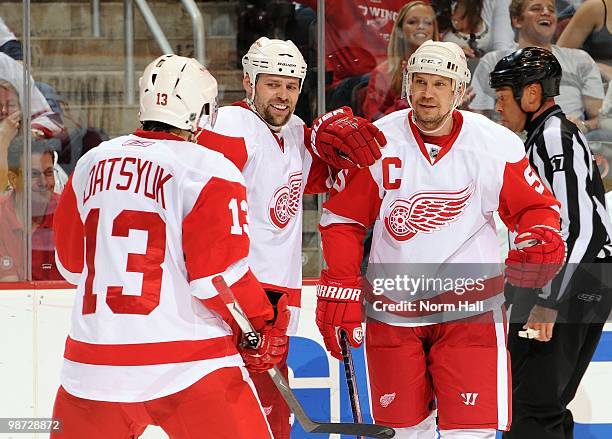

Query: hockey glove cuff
[[316, 270, 364, 360], [505, 225, 567, 288], [309, 106, 386, 169], [239, 293, 290, 373]]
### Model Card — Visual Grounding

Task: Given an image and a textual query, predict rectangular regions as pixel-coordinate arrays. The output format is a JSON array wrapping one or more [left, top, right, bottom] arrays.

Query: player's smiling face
[[494, 87, 528, 132], [410, 73, 455, 129], [247, 73, 300, 128]]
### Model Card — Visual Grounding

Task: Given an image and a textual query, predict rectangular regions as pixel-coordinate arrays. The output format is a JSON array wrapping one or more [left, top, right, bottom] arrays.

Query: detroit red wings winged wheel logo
[[269, 172, 303, 229], [384, 184, 474, 242]]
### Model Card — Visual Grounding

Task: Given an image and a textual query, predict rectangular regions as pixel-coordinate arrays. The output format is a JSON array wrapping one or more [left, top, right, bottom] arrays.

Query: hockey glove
[[309, 106, 386, 169], [505, 225, 567, 288], [239, 292, 290, 373], [316, 270, 364, 360]]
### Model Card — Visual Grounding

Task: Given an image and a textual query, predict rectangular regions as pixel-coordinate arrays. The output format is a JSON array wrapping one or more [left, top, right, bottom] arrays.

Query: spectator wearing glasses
[[0, 138, 62, 281]]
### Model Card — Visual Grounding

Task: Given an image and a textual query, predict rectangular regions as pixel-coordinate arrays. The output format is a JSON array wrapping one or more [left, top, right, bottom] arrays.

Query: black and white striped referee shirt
[[524, 104, 612, 303]]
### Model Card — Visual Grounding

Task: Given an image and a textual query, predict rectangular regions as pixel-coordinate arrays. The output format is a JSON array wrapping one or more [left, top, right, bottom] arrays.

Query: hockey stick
[[212, 275, 395, 438], [339, 330, 365, 439]]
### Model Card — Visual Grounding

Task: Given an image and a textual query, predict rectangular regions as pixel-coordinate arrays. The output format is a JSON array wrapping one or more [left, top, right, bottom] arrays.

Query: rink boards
[[1, 286, 610, 439]]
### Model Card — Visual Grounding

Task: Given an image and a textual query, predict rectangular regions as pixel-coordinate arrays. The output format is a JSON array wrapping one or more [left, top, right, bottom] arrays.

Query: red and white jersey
[[321, 110, 560, 326], [200, 103, 332, 333], [53, 130, 264, 402]]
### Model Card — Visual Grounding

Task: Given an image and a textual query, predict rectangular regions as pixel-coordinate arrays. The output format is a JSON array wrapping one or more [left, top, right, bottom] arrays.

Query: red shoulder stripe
[[195, 128, 248, 171]]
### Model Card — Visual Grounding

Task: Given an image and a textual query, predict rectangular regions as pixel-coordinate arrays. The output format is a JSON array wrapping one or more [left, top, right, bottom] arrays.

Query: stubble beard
[[261, 106, 292, 128], [413, 107, 448, 131], [254, 97, 294, 128]]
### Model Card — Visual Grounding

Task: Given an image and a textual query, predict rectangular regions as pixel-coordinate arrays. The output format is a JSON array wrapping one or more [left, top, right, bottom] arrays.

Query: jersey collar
[[524, 105, 563, 146], [232, 101, 286, 153], [133, 129, 187, 142], [408, 110, 463, 165]]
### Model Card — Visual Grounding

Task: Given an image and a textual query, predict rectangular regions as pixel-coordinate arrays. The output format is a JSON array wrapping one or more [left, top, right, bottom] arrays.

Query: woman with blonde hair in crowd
[[362, 1, 439, 121]]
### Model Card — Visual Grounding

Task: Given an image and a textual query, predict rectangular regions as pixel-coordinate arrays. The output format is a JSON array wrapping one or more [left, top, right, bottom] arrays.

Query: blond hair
[[386, 1, 439, 94]]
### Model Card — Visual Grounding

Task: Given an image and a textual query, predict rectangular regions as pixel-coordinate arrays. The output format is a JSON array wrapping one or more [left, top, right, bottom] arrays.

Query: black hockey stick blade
[[309, 421, 395, 438], [211, 276, 396, 438], [267, 367, 394, 438]]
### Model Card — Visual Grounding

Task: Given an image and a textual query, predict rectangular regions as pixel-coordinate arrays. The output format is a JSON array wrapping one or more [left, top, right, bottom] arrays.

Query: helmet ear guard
[[139, 54, 218, 132]]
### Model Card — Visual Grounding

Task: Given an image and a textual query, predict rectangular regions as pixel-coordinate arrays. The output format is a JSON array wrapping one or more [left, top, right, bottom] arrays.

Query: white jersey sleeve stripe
[[55, 251, 81, 285], [190, 258, 249, 299]]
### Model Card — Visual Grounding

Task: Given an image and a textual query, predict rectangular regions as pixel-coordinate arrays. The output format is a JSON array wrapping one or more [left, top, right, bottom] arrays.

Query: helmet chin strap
[[410, 109, 454, 135], [524, 97, 545, 125], [267, 122, 283, 133], [247, 85, 259, 114]]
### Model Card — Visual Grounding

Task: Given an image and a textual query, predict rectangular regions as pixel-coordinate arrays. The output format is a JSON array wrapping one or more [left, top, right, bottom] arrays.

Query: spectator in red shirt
[[0, 138, 62, 281], [298, 0, 427, 111], [362, 1, 439, 120], [299, 0, 419, 86]]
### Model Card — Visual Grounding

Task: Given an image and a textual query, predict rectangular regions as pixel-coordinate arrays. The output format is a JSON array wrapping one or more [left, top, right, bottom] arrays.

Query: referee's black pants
[[504, 320, 604, 439], [503, 263, 611, 439]]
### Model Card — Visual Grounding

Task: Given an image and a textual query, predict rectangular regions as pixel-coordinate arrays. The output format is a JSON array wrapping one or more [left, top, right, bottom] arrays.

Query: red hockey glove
[[310, 106, 386, 169], [505, 225, 567, 288], [316, 270, 364, 360], [239, 293, 290, 373]]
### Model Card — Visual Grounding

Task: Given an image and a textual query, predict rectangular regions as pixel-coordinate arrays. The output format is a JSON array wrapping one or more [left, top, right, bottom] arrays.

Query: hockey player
[[490, 47, 612, 439], [199, 37, 386, 439], [50, 55, 287, 438], [315, 40, 566, 438]]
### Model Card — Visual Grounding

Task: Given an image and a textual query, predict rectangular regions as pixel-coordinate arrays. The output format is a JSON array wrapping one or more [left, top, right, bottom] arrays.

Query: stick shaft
[[340, 330, 365, 438]]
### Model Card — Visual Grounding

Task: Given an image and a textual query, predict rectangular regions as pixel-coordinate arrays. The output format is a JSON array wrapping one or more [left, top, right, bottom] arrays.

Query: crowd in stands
[[1, 0, 611, 282], [292, 0, 611, 129], [0, 16, 106, 281]]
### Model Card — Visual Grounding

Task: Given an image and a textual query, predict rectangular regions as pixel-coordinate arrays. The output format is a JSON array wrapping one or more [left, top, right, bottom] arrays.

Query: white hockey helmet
[[406, 40, 471, 94], [242, 37, 307, 101], [139, 54, 218, 132]]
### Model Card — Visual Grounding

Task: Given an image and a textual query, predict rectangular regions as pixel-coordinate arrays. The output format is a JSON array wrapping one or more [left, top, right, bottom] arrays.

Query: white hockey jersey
[[321, 110, 561, 326], [200, 103, 332, 333], [53, 130, 269, 402]]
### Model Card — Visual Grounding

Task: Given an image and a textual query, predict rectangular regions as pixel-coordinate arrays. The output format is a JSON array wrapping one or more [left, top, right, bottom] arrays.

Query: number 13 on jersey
[[229, 198, 249, 236], [81, 196, 249, 316]]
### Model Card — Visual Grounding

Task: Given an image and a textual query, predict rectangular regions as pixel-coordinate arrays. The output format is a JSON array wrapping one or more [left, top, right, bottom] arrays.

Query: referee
[[490, 47, 612, 438]]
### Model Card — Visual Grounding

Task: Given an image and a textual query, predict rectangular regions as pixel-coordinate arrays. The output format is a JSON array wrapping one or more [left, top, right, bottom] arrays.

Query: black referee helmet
[[489, 47, 562, 103]]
